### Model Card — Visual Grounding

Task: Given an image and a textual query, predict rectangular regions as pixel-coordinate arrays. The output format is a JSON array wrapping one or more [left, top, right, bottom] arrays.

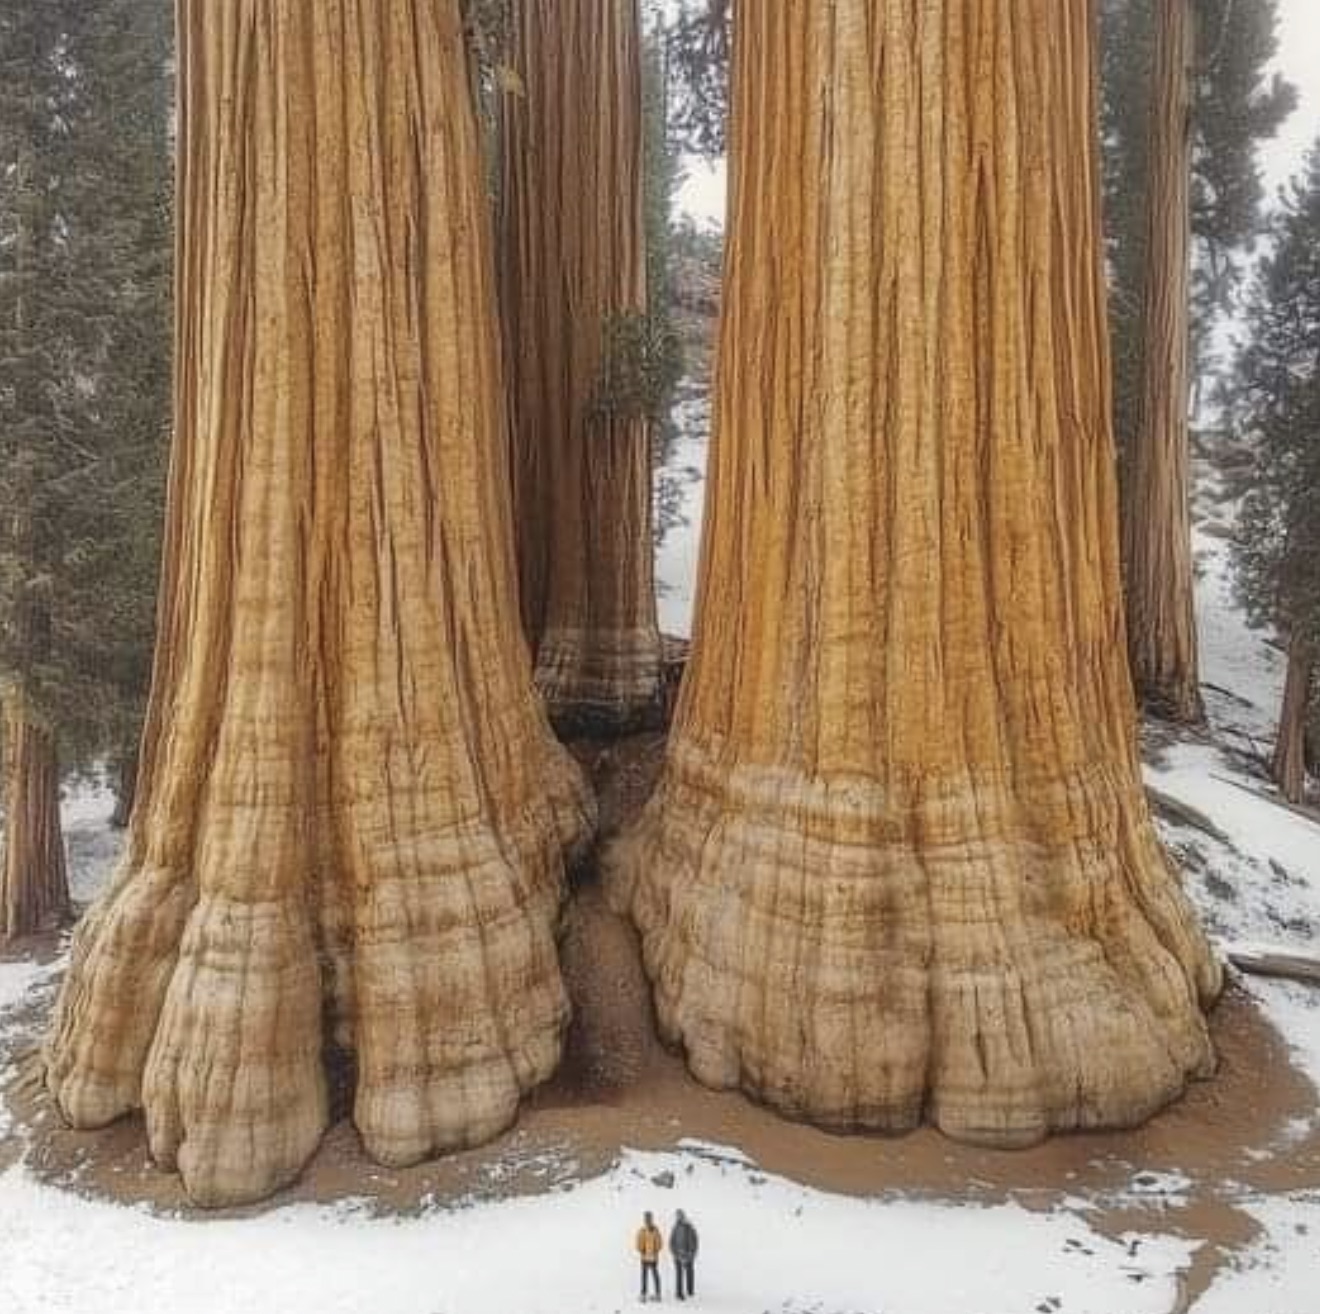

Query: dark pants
[[674, 1258, 695, 1300], [641, 1260, 661, 1299]]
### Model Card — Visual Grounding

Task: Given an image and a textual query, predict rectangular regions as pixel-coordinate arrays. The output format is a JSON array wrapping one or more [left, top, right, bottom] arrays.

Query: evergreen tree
[[72, 0, 172, 825], [1231, 142, 1320, 803], [0, 0, 171, 935], [1102, 0, 1296, 453], [1, 0, 86, 935], [665, 0, 730, 157]]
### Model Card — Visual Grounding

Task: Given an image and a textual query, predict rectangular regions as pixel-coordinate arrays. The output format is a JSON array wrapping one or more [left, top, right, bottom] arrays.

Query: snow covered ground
[[2, 446, 1320, 1312]]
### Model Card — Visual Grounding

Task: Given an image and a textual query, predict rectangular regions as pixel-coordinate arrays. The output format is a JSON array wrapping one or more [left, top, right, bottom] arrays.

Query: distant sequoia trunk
[[1274, 634, 1314, 805], [45, 0, 593, 1208], [499, 0, 664, 734], [609, 0, 1221, 1145], [1122, 0, 1204, 724], [1, 695, 70, 942]]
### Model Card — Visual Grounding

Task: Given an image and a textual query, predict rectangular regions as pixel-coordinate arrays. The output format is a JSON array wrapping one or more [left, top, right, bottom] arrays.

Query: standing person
[[670, 1210, 699, 1301], [636, 1211, 664, 1302]]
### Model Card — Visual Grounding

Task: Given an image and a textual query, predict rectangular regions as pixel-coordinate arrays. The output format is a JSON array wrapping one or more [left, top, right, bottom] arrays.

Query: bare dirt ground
[[4, 733, 1318, 1306]]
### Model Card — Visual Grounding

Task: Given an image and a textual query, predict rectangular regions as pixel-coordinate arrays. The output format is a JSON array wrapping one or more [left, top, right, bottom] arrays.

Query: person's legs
[[642, 1260, 661, 1300], [673, 1259, 685, 1300], [685, 1260, 696, 1297]]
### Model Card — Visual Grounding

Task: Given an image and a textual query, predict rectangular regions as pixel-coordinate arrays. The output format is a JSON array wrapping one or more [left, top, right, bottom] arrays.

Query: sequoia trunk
[[45, 0, 593, 1208], [1, 697, 69, 941], [1274, 634, 1314, 805], [500, 0, 664, 733], [609, 0, 1220, 1145], [1122, 0, 1204, 723]]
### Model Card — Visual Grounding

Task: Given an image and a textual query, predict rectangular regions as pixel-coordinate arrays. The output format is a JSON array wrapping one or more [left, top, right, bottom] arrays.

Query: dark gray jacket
[[670, 1220, 699, 1262]]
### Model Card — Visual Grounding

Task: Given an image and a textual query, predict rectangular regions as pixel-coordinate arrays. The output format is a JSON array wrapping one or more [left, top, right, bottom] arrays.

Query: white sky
[[1262, 0, 1320, 190], [676, 2, 1320, 227]]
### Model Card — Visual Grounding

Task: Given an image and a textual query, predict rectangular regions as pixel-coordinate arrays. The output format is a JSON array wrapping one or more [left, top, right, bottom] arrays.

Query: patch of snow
[[1148, 742, 1320, 947], [0, 1149, 1197, 1314], [0, 959, 57, 1018], [654, 394, 710, 638], [1193, 510, 1284, 746], [1192, 1192, 1320, 1314]]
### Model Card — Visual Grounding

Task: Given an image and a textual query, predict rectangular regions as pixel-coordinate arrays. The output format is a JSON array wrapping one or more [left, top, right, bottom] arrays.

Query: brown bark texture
[[1122, 0, 1204, 723], [1, 698, 70, 941], [44, 0, 594, 1208], [499, 0, 664, 734], [608, 0, 1221, 1148], [1273, 634, 1314, 805]]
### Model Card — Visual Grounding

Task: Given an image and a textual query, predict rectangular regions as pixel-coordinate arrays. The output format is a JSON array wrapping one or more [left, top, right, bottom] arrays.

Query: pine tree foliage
[[665, 0, 730, 157], [0, 0, 171, 780], [1101, 0, 1295, 450], [1232, 143, 1320, 657], [597, 21, 685, 430]]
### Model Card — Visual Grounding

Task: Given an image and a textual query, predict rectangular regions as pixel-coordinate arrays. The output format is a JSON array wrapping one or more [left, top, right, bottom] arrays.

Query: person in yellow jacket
[[635, 1211, 664, 1302]]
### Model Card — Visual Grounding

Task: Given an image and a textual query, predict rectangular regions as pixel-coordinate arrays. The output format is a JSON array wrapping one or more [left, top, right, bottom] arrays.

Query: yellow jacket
[[636, 1225, 663, 1261]]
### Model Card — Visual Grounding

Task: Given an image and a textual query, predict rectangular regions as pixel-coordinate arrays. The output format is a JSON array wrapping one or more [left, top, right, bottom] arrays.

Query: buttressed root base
[[42, 0, 594, 1208], [607, 0, 1222, 1143]]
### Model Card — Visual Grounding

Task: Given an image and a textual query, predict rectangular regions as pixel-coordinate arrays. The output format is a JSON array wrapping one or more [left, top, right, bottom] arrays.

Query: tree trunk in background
[[45, 0, 593, 1209], [1274, 635, 1314, 804], [1122, 0, 1204, 723], [1, 697, 70, 941], [500, 0, 664, 734], [109, 748, 138, 831], [609, 0, 1220, 1146]]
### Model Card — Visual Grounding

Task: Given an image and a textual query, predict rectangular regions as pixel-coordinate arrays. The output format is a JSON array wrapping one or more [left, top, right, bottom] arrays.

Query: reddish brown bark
[[1123, 0, 1204, 723], [499, 0, 664, 734], [1, 698, 70, 941], [1274, 634, 1315, 805]]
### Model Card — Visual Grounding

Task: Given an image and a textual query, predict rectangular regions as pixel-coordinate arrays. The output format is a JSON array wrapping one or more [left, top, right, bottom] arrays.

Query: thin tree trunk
[[608, 0, 1220, 1145], [1, 697, 70, 941], [45, 0, 593, 1209], [500, 0, 664, 734], [1123, 0, 1204, 723], [1273, 633, 1314, 805], [109, 748, 138, 831]]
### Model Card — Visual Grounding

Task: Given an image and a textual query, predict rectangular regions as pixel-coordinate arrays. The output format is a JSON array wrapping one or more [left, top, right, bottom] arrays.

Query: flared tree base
[[607, 740, 1221, 1146], [45, 752, 594, 1208], [535, 626, 666, 738]]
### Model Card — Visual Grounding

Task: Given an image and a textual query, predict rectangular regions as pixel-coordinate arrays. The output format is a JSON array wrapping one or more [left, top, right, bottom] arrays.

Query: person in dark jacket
[[636, 1211, 664, 1302], [669, 1210, 699, 1301]]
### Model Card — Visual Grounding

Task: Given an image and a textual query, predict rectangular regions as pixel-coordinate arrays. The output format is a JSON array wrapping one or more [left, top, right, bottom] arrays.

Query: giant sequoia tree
[[45, 0, 593, 1208], [610, 0, 1220, 1144], [500, 0, 664, 733]]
